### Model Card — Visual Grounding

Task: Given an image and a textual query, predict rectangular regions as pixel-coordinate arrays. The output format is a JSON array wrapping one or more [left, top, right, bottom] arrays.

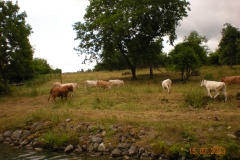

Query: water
[[0, 143, 112, 160]]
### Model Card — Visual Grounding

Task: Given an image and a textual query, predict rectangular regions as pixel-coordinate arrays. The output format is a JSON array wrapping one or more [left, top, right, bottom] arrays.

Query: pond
[[0, 143, 116, 160]]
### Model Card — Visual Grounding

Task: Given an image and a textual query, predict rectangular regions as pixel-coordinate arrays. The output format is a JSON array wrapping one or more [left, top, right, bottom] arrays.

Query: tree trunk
[[3, 77, 9, 95], [130, 66, 137, 80], [118, 43, 137, 80]]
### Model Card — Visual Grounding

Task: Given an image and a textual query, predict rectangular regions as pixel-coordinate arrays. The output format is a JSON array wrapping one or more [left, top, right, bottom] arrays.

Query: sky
[[16, 0, 240, 73]]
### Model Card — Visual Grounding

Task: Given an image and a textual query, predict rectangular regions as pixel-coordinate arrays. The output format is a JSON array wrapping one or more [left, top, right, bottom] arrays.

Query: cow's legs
[[207, 89, 213, 98], [214, 89, 220, 98]]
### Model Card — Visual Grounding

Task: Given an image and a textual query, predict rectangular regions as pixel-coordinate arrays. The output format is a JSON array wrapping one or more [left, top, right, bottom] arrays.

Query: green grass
[[1, 66, 240, 159]]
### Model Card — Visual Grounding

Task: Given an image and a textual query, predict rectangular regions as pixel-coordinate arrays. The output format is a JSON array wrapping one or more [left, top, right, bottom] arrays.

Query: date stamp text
[[189, 147, 226, 155]]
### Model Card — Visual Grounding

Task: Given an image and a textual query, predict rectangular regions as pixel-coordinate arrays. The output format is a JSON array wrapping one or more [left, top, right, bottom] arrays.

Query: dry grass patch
[[1, 66, 240, 158]]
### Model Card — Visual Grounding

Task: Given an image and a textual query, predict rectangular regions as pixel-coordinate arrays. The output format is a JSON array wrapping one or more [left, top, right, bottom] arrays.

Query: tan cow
[[52, 82, 79, 97], [220, 76, 240, 86], [97, 80, 112, 89], [48, 85, 73, 102]]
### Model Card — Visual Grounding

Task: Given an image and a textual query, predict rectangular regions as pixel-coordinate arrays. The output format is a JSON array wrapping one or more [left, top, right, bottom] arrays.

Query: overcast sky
[[17, 0, 240, 73]]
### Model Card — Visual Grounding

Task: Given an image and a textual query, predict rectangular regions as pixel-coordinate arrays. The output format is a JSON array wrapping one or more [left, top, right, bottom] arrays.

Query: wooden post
[[60, 71, 62, 83]]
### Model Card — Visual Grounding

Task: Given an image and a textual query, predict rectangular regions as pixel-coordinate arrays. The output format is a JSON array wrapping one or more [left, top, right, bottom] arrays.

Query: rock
[[227, 133, 237, 139], [3, 137, 12, 144], [0, 134, 5, 142], [128, 145, 138, 156], [66, 118, 71, 122], [90, 136, 103, 143], [19, 139, 28, 147], [34, 147, 43, 151], [111, 148, 122, 157], [11, 129, 22, 141], [64, 144, 73, 152], [87, 144, 94, 152], [208, 127, 214, 132], [98, 143, 106, 152], [73, 145, 83, 154], [3, 130, 12, 137]]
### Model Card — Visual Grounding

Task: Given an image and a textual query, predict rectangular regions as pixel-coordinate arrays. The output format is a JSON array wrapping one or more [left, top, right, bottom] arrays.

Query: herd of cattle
[[48, 80, 124, 102], [47, 75, 240, 102]]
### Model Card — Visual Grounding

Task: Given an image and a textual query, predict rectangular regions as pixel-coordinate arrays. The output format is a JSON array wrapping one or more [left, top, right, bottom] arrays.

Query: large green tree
[[0, 1, 33, 94], [73, 0, 190, 79], [169, 31, 208, 80], [218, 23, 240, 68]]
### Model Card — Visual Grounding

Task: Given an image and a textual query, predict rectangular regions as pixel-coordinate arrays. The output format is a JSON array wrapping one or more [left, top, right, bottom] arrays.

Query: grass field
[[1, 65, 240, 158]]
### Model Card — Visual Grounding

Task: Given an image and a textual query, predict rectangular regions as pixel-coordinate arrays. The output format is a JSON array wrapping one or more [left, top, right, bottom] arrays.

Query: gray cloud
[[170, 0, 240, 52]]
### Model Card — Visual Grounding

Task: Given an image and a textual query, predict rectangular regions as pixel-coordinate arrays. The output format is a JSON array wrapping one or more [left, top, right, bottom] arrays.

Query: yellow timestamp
[[190, 147, 226, 155]]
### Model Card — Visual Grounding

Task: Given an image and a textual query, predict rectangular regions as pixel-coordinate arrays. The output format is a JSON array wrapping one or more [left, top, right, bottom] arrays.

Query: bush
[[184, 90, 207, 108]]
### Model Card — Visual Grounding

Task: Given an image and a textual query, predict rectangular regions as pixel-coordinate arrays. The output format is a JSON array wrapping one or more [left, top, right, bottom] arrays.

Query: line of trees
[[73, 0, 240, 80], [0, 1, 59, 95]]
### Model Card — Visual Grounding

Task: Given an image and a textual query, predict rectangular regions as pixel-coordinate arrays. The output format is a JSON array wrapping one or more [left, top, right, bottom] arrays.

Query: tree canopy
[[0, 1, 33, 94], [218, 23, 240, 67], [169, 31, 208, 80], [73, 0, 190, 79]]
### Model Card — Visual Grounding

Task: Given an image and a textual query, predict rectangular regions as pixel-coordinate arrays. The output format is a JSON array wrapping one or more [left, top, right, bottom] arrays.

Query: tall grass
[[1, 66, 240, 158]]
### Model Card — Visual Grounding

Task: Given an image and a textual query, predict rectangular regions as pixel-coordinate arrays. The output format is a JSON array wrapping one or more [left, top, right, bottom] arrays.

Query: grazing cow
[[52, 82, 79, 97], [97, 80, 112, 89], [109, 79, 124, 87], [85, 80, 98, 90], [200, 79, 227, 102], [53, 82, 61, 88], [48, 85, 73, 102], [220, 76, 240, 86], [162, 79, 172, 93]]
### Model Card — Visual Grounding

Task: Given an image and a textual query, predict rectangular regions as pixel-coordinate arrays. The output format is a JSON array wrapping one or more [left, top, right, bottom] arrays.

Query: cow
[[162, 79, 172, 93], [200, 79, 227, 102], [97, 80, 112, 89], [48, 85, 73, 102], [85, 80, 98, 90], [220, 76, 240, 86], [53, 82, 61, 88], [109, 79, 124, 87], [52, 82, 79, 97]]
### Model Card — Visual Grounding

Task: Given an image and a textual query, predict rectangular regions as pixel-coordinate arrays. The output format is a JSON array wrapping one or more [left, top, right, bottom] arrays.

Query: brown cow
[[48, 85, 73, 102], [220, 76, 240, 86], [97, 80, 112, 89]]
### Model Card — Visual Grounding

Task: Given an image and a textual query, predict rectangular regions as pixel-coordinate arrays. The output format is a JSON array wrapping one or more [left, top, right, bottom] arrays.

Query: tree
[[0, 1, 33, 94], [169, 31, 208, 80], [32, 58, 52, 75], [218, 23, 240, 68], [73, 0, 190, 79], [94, 50, 128, 71], [208, 50, 221, 66]]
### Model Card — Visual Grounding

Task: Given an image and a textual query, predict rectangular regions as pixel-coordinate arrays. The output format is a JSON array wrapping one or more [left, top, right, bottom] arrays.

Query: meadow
[[0, 65, 240, 159]]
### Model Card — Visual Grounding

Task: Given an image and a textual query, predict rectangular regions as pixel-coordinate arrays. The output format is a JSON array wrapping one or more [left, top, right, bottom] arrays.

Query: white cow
[[52, 82, 79, 97], [85, 80, 98, 90], [200, 79, 227, 101], [53, 82, 61, 88], [109, 79, 124, 87], [162, 79, 172, 93]]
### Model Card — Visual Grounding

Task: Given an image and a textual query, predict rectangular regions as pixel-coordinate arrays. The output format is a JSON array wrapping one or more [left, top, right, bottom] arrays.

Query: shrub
[[184, 90, 207, 108]]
